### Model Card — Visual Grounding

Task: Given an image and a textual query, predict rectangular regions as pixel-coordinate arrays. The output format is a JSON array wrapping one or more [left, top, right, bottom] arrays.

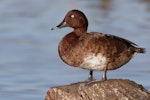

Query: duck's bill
[[51, 26, 60, 30], [51, 19, 68, 30]]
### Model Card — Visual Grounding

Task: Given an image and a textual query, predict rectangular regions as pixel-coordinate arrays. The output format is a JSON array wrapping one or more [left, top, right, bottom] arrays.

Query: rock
[[45, 79, 150, 100]]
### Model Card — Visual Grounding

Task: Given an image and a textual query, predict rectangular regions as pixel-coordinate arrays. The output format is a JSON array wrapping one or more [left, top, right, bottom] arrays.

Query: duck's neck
[[74, 28, 87, 36]]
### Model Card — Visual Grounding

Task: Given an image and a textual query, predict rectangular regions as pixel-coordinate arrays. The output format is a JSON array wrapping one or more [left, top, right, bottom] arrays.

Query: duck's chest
[[59, 33, 81, 55], [58, 33, 88, 66]]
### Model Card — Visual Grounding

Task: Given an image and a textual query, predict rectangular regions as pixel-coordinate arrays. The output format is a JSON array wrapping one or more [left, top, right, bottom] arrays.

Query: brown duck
[[51, 9, 145, 81]]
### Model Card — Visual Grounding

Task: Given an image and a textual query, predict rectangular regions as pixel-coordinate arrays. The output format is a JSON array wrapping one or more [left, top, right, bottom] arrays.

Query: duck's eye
[[70, 14, 75, 18]]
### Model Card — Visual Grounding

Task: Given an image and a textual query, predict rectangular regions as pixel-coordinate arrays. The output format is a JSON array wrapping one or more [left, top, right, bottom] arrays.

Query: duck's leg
[[86, 67, 108, 85], [88, 70, 93, 81], [102, 67, 107, 81]]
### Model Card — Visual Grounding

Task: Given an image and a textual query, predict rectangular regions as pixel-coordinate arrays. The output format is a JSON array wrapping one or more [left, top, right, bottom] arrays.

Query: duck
[[51, 9, 145, 81]]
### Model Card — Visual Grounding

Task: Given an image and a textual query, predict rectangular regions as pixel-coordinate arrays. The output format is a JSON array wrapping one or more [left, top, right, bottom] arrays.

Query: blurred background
[[0, 0, 150, 99]]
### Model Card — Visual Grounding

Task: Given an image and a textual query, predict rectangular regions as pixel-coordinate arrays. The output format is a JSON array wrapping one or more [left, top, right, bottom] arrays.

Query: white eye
[[70, 14, 75, 18]]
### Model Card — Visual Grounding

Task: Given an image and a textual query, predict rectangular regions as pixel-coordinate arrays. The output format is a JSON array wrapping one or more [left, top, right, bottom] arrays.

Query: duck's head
[[51, 9, 88, 32]]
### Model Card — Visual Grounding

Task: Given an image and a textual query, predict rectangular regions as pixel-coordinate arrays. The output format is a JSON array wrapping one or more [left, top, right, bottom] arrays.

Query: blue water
[[0, 0, 150, 99]]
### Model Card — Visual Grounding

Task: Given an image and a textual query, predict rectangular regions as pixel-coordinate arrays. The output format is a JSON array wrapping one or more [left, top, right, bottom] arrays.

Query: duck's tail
[[136, 48, 146, 53]]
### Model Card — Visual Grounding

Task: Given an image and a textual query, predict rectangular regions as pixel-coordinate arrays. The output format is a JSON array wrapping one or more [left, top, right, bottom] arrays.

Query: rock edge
[[45, 79, 150, 100]]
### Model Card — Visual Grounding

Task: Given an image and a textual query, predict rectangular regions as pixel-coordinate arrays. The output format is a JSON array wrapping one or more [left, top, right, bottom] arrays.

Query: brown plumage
[[51, 9, 145, 81]]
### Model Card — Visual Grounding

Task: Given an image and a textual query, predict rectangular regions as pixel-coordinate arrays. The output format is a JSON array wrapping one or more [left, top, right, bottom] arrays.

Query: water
[[0, 0, 150, 99]]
